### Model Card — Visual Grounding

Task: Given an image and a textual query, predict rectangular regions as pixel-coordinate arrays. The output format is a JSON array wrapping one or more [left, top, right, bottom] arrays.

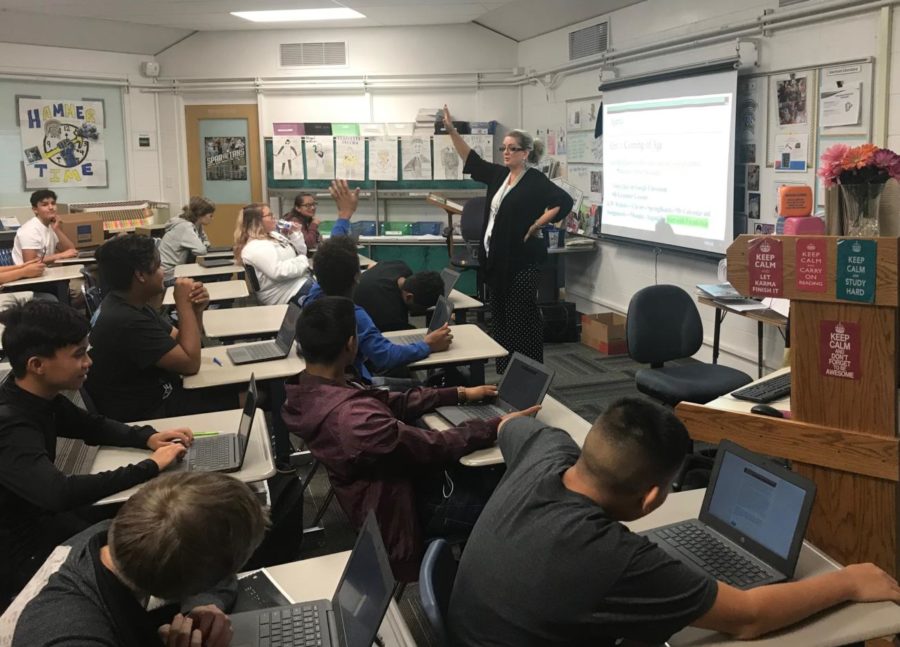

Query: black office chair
[[418, 539, 457, 646], [449, 197, 487, 306], [626, 284, 753, 407]]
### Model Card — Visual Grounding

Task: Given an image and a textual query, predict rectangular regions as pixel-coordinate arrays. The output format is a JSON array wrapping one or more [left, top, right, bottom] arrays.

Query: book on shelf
[[426, 193, 463, 213]]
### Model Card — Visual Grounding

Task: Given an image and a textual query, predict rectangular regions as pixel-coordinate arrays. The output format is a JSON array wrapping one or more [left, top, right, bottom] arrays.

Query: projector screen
[[601, 68, 738, 256]]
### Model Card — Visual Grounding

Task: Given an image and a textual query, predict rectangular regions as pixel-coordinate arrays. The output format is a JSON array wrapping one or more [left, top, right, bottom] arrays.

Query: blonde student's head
[[233, 203, 273, 263]]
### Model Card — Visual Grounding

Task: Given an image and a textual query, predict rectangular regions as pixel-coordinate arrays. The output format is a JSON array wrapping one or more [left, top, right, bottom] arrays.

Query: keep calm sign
[[748, 237, 784, 297]]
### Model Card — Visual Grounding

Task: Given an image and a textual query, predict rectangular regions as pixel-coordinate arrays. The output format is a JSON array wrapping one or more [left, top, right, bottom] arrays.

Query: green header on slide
[[608, 95, 729, 113]]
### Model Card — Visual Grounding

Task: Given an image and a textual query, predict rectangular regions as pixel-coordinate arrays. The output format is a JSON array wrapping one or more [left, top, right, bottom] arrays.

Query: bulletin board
[[563, 95, 603, 238]]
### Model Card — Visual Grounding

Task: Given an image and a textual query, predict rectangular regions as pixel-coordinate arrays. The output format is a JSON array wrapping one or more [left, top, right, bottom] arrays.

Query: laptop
[[181, 375, 258, 473], [226, 304, 301, 365], [391, 294, 453, 344], [440, 267, 461, 297], [207, 245, 233, 253], [640, 439, 816, 589], [198, 256, 235, 268], [436, 352, 555, 425], [230, 511, 396, 647]]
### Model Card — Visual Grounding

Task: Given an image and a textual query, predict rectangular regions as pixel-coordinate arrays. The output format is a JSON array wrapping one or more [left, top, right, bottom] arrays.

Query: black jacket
[[0, 377, 158, 595], [464, 150, 573, 289]]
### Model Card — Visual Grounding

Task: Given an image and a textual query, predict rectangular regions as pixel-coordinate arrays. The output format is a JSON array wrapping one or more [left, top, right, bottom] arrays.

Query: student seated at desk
[[304, 235, 451, 381], [159, 196, 215, 281], [354, 260, 443, 332], [86, 234, 238, 422], [234, 203, 312, 306], [12, 189, 78, 264], [284, 192, 322, 251], [447, 398, 900, 647], [1, 471, 267, 647], [282, 297, 524, 581], [0, 301, 190, 607]]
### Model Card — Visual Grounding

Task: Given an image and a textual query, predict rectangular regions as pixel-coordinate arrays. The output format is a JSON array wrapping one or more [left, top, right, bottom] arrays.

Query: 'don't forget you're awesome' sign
[[18, 98, 107, 188]]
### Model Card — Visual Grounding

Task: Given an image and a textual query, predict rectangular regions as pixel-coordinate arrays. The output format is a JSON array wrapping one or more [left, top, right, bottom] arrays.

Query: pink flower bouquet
[[818, 143, 900, 187]]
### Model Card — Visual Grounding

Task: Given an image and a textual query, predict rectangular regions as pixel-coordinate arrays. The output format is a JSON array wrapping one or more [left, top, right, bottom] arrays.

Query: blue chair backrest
[[418, 539, 457, 646]]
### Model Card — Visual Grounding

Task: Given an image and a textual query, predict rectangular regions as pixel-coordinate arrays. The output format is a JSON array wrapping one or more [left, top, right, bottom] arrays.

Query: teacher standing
[[443, 106, 573, 373]]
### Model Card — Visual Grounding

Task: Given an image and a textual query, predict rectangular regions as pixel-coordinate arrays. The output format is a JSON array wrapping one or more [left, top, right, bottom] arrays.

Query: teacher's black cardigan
[[464, 150, 574, 290]]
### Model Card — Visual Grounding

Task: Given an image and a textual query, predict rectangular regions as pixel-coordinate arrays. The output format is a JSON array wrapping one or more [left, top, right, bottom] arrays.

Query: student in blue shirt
[[303, 235, 451, 381]]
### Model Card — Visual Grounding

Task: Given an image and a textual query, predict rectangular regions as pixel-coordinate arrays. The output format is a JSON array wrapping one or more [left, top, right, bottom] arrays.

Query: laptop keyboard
[[451, 404, 506, 421], [190, 437, 233, 471], [659, 523, 770, 588], [392, 333, 425, 344], [258, 604, 325, 647], [236, 342, 281, 361]]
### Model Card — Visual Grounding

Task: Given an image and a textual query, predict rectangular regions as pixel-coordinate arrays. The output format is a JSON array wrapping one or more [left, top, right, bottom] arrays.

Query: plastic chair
[[626, 284, 752, 406], [418, 538, 457, 646]]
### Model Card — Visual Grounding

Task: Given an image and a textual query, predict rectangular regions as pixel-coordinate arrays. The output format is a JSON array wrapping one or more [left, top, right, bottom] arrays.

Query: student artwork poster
[[367, 137, 398, 181], [19, 97, 107, 188], [335, 136, 365, 180], [401, 136, 432, 180], [273, 123, 304, 180], [305, 136, 335, 180], [433, 135, 462, 180]]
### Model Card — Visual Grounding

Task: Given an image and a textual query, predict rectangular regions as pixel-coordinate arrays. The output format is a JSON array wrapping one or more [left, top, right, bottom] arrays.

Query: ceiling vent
[[569, 21, 609, 61], [280, 42, 347, 67]]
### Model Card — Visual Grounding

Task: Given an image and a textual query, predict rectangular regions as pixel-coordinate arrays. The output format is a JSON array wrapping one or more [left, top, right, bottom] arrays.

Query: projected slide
[[602, 69, 737, 255]]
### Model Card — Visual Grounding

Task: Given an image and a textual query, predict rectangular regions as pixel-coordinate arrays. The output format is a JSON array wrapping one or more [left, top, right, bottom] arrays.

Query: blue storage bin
[[350, 220, 377, 236], [411, 221, 442, 236]]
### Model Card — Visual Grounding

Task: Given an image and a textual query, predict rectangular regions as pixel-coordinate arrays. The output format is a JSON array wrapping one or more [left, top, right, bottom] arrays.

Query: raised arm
[[443, 105, 471, 160]]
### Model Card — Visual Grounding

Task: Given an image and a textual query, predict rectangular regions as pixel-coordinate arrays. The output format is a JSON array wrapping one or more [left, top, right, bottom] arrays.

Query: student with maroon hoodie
[[282, 296, 538, 581]]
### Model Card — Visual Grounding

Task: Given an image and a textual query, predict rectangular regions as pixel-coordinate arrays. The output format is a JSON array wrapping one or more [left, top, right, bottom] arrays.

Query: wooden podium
[[676, 234, 900, 576]]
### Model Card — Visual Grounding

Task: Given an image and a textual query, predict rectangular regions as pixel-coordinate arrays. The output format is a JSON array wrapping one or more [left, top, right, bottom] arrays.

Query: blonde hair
[[233, 203, 270, 264], [181, 196, 216, 223], [108, 472, 268, 599]]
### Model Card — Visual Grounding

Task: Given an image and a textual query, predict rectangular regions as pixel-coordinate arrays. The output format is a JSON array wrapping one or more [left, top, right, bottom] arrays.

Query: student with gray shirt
[[2, 472, 268, 647], [159, 197, 215, 281]]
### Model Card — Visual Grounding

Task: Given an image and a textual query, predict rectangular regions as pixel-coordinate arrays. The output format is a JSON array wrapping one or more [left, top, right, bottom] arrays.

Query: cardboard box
[[58, 213, 103, 249], [581, 312, 627, 355]]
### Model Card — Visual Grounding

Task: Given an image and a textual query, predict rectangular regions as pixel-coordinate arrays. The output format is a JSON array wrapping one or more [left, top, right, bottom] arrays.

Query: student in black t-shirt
[[0, 301, 189, 607], [86, 234, 236, 422], [354, 260, 443, 332], [448, 397, 900, 647]]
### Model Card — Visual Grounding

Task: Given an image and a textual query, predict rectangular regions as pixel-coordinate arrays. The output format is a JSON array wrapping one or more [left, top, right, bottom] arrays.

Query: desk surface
[[706, 366, 792, 414], [174, 262, 245, 278], [3, 264, 84, 287], [265, 552, 415, 647], [163, 279, 248, 305], [422, 394, 590, 467], [625, 489, 900, 646], [55, 255, 95, 265], [382, 324, 507, 369], [91, 408, 275, 505], [358, 253, 375, 268], [697, 295, 788, 327], [447, 288, 482, 310], [205, 304, 287, 338], [183, 341, 304, 389]]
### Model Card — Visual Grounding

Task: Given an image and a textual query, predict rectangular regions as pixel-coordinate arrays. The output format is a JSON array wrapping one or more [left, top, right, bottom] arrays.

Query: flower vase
[[839, 182, 884, 237]]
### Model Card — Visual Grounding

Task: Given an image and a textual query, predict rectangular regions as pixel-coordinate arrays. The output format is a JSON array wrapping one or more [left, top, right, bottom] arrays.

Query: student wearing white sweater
[[233, 203, 311, 305]]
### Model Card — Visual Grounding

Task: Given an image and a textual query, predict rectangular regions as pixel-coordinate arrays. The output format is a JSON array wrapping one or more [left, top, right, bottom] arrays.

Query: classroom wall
[[517, 0, 889, 374], [0, 42, 162, 207]]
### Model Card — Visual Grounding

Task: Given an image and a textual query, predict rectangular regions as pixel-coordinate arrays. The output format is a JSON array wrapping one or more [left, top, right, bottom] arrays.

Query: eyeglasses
[[300, 202, 318, 208], [498, 146, 525, 153]]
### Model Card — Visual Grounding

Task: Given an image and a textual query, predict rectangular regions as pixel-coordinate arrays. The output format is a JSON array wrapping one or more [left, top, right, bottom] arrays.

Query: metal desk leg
[[712, 308, 724, 365], [757, 320, 764, 378]]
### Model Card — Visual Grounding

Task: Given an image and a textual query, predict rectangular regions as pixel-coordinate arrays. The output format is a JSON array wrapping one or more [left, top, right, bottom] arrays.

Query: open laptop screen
[[498, 355, 553, 411], [332, 514, 395, 647], [276, 303, 302, 350], [705, 449, 808, 560], [236, 375, 258, 460]]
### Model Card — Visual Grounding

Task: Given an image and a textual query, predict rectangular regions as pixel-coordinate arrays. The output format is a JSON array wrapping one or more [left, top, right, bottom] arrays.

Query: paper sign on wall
[[820, 320, 861, 380], [748, 237, 784, 297], [795, 238, 827, 292], [836, 239, 876, 303]]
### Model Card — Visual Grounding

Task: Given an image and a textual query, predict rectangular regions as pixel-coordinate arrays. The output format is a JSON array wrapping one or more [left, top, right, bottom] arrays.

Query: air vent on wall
[[569, 21, 609, 61], [280, 42, 347, 67]]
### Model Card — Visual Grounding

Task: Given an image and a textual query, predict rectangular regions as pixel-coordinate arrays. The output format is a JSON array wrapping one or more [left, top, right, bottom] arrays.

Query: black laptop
[[230, 511, 395, 647], [440, 267, 461, 297], [640, 440, 816, 589], [198, 256, 236, 268], [181, 375, 257, 473], [226, 304, 301, 365], [437, 352, 554, 425], [391, 294, 453, 345], [207, 245, 234, 253]]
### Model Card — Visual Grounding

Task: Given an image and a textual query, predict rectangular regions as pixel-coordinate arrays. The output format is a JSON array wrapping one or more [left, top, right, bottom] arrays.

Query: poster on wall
[[433, 135, 462, 180], [368, 137, 398, 181], [305, 136, 335, 180], [205, 137, 247, 181], [401, 136, 432, 180], [462, 134, 492, 178], [273, 123, 304, 180], [19, 97, 107, 188], [334, 136, 365, 180]]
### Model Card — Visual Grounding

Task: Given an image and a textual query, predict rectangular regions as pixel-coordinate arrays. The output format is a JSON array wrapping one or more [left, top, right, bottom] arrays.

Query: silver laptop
[[440, 267, 461, 297], [392, 294, 453, 344], [640, 440, 816, 589], [230, 511, 395, 647], [226, 304, 301, 365], [182, 375, 257, 473], [437, 352, 554, 425]]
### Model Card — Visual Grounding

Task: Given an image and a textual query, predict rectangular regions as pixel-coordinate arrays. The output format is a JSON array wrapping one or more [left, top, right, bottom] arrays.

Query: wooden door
[[185, 104, 262, 246]]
